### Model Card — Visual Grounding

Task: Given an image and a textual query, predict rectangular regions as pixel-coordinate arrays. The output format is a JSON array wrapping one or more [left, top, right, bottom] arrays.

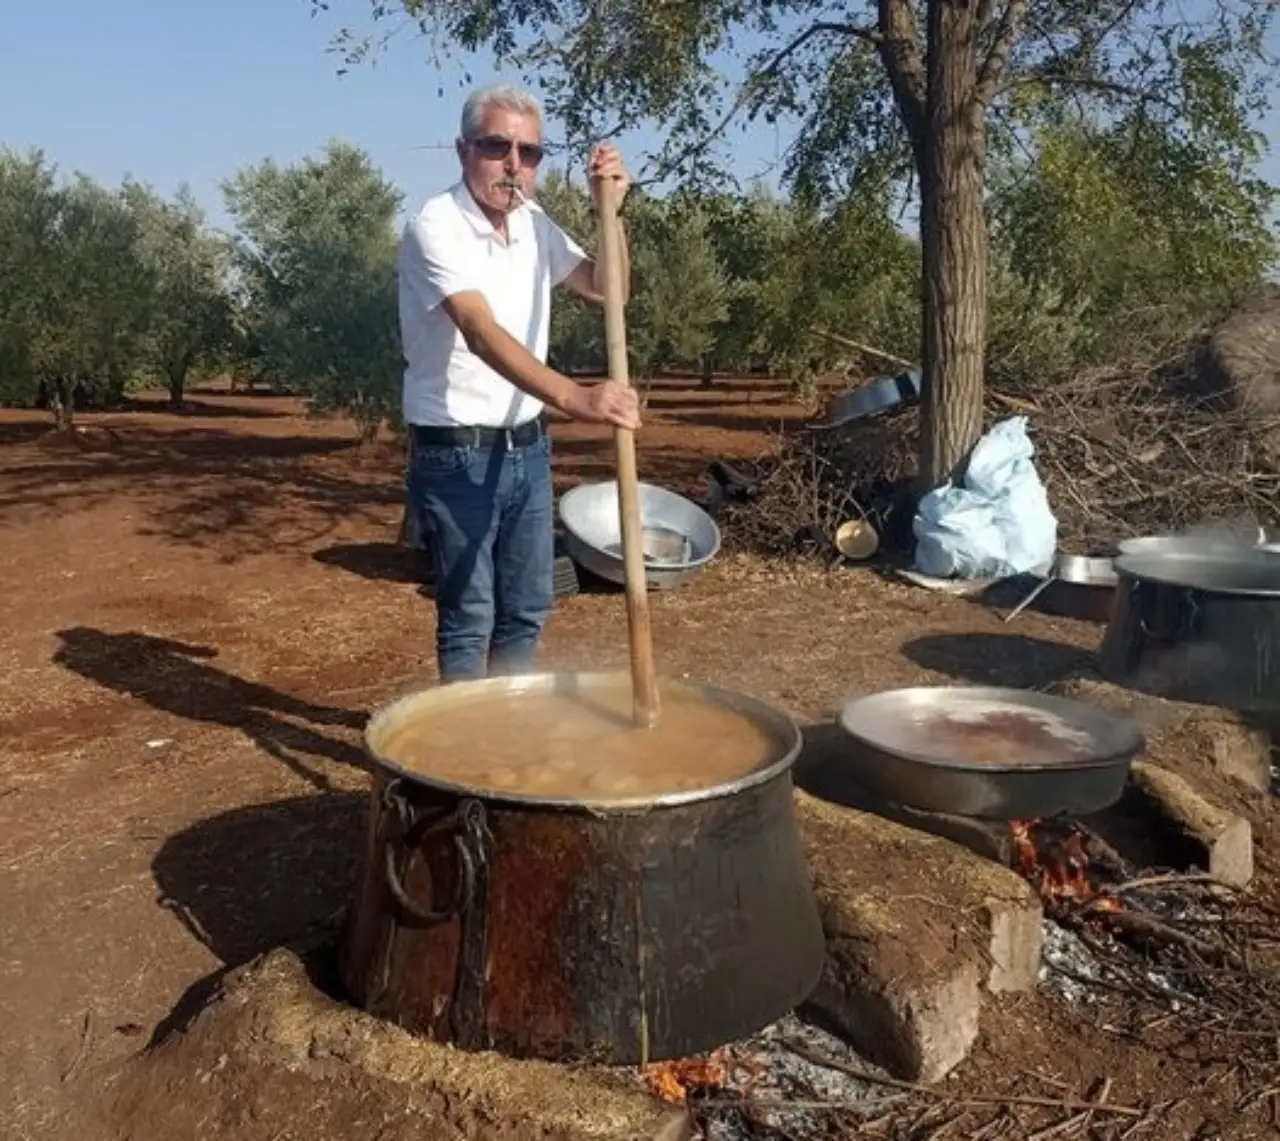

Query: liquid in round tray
[[903, 702, 1097, 768], [376, 678, 783, 800]]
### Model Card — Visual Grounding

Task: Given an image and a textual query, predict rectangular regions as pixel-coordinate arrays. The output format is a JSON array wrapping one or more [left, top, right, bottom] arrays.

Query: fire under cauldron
[[338, 671, 826, 1065]]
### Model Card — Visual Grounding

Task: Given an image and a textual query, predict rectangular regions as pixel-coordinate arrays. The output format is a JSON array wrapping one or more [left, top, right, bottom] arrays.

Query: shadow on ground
[[313, 541, 427, 585], [147, 791, 364, 1045], [900, 632, 1093, 689], [117, 396, 291, 420], [52, 627, 368, 790], [153, 792, 364, 967], [0, 423, 402, 556]]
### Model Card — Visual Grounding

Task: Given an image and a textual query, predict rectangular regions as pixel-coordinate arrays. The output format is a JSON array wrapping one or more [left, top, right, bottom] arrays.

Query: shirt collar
[[451, 180, 529, 244]]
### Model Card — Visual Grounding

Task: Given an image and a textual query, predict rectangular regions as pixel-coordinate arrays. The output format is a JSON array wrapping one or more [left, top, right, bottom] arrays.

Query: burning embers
[[1008, 813, 1280, 1092], [643, 1049, 731, 1104], [637, 1014, 898, 1138], [1010, 818, 1124, 914]]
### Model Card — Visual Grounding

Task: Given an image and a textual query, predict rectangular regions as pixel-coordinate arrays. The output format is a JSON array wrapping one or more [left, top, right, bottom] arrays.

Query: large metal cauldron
[[1100, 549, 1280, 713], [338, 672, 825, 1065]]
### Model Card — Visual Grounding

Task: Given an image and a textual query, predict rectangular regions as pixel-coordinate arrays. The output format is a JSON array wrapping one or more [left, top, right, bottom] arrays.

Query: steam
[[1177, 515, 1269, 546]]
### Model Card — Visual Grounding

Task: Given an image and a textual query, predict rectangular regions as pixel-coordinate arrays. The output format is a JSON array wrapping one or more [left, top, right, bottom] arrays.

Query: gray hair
[[460, 83, 544, 141]]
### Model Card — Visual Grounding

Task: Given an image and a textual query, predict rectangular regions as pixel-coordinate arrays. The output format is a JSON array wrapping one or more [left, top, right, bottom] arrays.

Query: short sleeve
[[399, 211, 479, 311], [538, 211, 588, 285]]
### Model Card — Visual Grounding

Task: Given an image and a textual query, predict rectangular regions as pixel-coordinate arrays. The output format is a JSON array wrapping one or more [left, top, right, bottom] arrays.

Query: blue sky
[[1, 0, 1276, 236]]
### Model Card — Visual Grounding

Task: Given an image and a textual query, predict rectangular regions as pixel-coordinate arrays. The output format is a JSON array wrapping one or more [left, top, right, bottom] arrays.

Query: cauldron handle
[[381, 779, 479, 925], [1137, 585, 1202, 642]]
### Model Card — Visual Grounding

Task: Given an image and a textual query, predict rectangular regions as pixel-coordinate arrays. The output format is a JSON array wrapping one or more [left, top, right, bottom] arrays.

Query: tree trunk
[[918, 0, 988, 491], [50, 378, 74, 431], [168, 365, 187, 410]]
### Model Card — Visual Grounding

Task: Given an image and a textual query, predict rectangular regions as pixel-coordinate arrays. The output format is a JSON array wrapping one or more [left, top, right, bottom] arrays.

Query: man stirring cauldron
[[398, 82, 640, 683]]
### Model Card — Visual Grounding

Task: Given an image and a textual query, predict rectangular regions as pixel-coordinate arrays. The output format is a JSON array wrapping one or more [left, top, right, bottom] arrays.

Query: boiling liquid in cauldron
[[377, 680, 781, 801], [903, 703, 1096, 768]]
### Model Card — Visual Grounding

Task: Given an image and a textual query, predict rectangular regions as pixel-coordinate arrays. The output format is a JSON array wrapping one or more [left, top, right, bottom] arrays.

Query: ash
[[701, 1011, 897, 1140], [1039, 920, 1107, 1004], [1038, 886, 1219, 1010]]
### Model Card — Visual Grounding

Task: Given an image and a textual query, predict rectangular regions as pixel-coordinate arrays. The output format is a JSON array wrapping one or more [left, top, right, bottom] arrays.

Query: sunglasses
[[470, 134, 544, 168]]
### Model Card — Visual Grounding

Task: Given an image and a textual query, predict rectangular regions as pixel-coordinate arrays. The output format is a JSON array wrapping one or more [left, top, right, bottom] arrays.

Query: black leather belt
[[410, 419, 545, 448]]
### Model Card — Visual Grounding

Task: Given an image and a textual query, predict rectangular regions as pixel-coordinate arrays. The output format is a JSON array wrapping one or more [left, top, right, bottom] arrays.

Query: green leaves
[[122, 182, 234, 406], [0, 151, 156, 423], [222, 141, 404, 438], [537, 169, 916, 392]]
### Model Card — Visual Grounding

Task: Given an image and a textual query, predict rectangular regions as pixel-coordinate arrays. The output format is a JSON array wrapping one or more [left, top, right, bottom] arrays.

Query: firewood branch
[[975, 0, 1029, 106], [877, 0, 927, 158]]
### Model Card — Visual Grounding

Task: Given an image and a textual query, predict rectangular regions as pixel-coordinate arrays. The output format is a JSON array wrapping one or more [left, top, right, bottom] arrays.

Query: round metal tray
[[835, 686, 1144, 819]]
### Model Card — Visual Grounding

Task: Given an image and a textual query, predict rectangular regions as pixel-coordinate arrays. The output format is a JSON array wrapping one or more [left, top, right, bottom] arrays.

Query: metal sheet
[[1116, 534, 1280, 561], [810, 371, 922, 429]]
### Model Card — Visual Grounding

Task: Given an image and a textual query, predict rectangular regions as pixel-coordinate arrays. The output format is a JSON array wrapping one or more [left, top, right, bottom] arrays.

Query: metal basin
[[1020, 552, 1119, 624], [558, 480, 721, 590], [835, 686, 1145, 819], [1054, 553, 1119, 587]]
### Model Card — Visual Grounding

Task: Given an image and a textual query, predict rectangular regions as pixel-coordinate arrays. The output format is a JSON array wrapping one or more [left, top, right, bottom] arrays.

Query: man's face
[[458, 105, 544, 216]]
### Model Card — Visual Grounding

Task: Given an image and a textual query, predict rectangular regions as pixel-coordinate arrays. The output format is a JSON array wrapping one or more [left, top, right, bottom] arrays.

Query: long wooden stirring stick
[[595, 175, 661, 729]]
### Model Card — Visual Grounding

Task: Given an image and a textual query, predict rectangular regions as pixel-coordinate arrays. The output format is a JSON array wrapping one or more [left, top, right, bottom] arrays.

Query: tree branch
[[996, 71, 1182, 117], [976, 0, 1029, 106], [639, 20, 880, 186], [877, 0, 927, 163]]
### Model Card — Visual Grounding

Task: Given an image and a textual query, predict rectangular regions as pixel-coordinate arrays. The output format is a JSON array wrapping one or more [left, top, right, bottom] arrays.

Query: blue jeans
[[407, 429, 555, 683]]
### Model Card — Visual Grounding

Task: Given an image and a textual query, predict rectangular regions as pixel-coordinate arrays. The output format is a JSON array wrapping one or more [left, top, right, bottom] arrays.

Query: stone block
[[1126, 761, 1254, 888], [794, 791, 1043, 1084]]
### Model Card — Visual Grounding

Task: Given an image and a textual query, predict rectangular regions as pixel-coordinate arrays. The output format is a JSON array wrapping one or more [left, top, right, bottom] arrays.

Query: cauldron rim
[[363, 669, 802, 813]]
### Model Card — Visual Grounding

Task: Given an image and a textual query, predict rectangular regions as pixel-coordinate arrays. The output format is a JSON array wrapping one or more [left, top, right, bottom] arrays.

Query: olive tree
[[224, 141, 403, 437], [123, 182, 235, 408], [0, 153, 152, 427]]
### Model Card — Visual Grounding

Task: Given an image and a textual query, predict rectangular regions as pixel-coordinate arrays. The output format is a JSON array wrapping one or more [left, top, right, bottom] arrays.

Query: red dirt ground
[[0, 378, 1274, 1139]]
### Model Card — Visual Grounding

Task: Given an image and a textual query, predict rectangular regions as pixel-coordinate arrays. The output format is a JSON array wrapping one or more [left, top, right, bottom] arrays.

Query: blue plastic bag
[[912, 417, 1057, 580]]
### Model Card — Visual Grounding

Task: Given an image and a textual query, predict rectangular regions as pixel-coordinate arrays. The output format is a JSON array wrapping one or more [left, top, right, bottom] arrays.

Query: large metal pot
[[834, 686, 1145, 819], [1116, 533, 1280, 560], [1099, 549, 1280, 713], [338, 671, 825, 1065]]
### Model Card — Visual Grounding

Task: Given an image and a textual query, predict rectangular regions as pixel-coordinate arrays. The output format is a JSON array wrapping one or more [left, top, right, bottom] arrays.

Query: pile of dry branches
[[719, 349, 1280, 558]]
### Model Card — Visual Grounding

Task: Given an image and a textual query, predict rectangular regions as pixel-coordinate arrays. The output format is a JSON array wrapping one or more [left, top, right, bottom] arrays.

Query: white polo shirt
[[398, 180, 587, 428]]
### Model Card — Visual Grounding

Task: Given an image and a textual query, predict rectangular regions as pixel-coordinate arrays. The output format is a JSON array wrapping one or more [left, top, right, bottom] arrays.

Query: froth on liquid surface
[[377, 680, 782, 801]]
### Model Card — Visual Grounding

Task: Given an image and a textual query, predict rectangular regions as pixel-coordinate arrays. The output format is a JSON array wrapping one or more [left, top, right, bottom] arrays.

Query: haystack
[[1194, 284, 1280, 466]]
